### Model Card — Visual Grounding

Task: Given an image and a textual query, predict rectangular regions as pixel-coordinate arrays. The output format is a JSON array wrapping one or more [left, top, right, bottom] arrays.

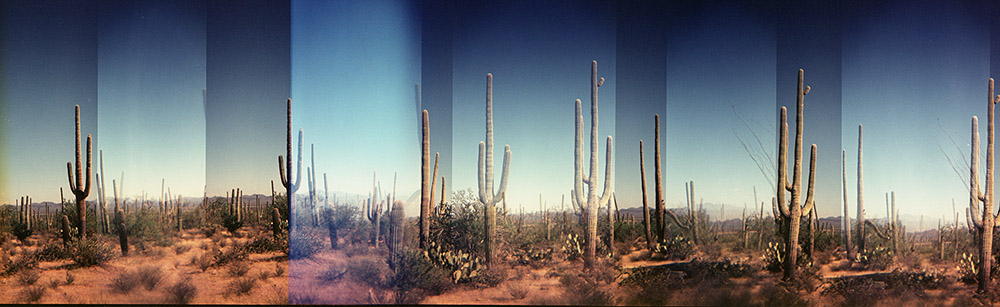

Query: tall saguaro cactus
[[479, 73, 512, 269], [773, 69, 818, 281], [278, 98, 303, 228], [67, 105, 93, 240], [571, 61, 613, 270], [968, 78, 1000, 293], [420, 110, 432, 249], [366, 172, 385, 248], [842, 149, 854, 260], [638, 140, 653, 250], [856, 124, 867, 254], [388, 200, 405, 271]]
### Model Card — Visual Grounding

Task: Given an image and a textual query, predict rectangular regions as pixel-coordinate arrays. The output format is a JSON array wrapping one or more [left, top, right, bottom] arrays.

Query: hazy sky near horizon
[[450, 0, 617, 212], [97, 0, 207, 202], [291, 0, 422, 214], [841, 0, 989, 222]]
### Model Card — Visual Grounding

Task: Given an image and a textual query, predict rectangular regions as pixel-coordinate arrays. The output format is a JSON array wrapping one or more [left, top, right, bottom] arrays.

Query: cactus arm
[[865, 220, 891, 240], [598, 137, 613, 207], [74, 105, 82, 191], [969, 207, 982, 230], [84, 135, 92, 196], [802, 144, 818, 216], [664, 208, 691, 230], [292, 128, 303, 193], [575, 99, 590, 189], [430, 152, 438, 210], [478, 142, 487, 203], [67, 162, 77, 192], [494, 145, 511, 203], [278, 156, 287, 187]]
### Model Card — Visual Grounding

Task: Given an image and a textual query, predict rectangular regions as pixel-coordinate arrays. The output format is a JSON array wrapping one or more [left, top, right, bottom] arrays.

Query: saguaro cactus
[[842, 149, 855, 260], [366, 173, 385, 248], [67, 105, 92, 240], [113, 180, 128, 256], [571, 61, 613, 270], [773, 69, 818, 281], [420, 110, 432, 249], [654, 115, 665, 244], [868, 192, 898, 253], [639, 140, 654, 250], [389, 200, 405, 270], [97, 150, 109, 234], [667, 181, 700, 244], [278, 98, 303, 228], [856, 124, 867, 254], [479, 73, 513, 269], [968, 78, 1000, 293]]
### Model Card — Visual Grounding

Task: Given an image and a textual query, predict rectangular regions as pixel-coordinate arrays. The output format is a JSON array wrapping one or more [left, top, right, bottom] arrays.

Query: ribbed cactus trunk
[[366, 179, 384, 248], [61, 215, 71, 246], [98, 150, 109, 234], [420, 110, 431, 249], [271, 208, 281, 238], [389, 201, 404, 271], [842, 149, 854, 260], [639, 140, 653, 250], [654, 115, 664, 244], [113, 180, 128, 256], [571, 61, 613, 270], [478, 73, 512, 270], [968, 78, 1000, 294], [278, 98, 302, 229], [774, 69, 817, 281], [856, 124, 866, 254], [67, 105, 92, 240]]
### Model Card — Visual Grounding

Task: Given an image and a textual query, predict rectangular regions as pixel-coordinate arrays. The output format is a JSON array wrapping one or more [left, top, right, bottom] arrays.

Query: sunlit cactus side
[[968, 78, 1000, 294], [18, 196, 32, 231], [420, 110, 432, 249], [639, 140, 653, 250], [666, 181, 699, 244], [66, 105, 93, 240], [308, 143, 319, 227], [479, 73, 513, 269], [773, 69, 818, 281], [278, 98, 303, 228], [571, 61, 613, 270], [97, 150, 109, 234], [654, 114, 665, 244], [856, 124, 867, 255], [388, 200, 404, 271], [842, 149, 854, 261]]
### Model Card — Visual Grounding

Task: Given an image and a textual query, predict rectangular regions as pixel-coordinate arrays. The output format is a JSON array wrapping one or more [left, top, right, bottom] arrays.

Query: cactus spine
[[968, 78, 1000, 293], [420, 110, 432, 249], [478, 73, 513, 269], [278, 98, 302, 228], [773, 69, 817, 281], [66, 105, 93, 240], [571, 61, 613, 270], [639, 140, 654, 250]]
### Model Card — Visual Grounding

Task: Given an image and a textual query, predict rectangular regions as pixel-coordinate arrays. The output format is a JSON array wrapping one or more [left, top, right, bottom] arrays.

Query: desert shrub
[[65, 271, 75, 285], [17, 269, 40, 286], [323, 205, 359, 249], [245, 234, 286, 254], [33, 243, 71, 261], [201, 224, 222, 238], [71, 238, 114, 267], [19, 285, 46, 303], [814, 228, 841, 252], [289, 293, 316, 304], [653, 235, 694, 260], [3, 254, 39, 276], [111, 270, 141, 293], [388, 249, 453, 303], [347, 256, 390, 288], [137, 265, 164, 291], [48, 278, 62, 289], [228, 277, 256, 296], [174, 244, 192, 255], [559, 272, 615, 306], [12, 220, 33, 242], [275, 262, 285, 277], [763, 241, 810, 273], [317, 266, 346, 283], [429, 189, 486, 259], [214, 244, 249, 267], [506, 283, 530, 300], [424, 241, 484, 283], [257, 271, 270, 281], [180, 208, 204, 230], [165, 278, 197, 304], [856, 246, 893, 270], [190, 253, 210, 272], [513, 247, 553, 268], [227, 261, 251, 277], [221, 211, 244, 234], [759, 284, 810, 307], [290, 228, 324, 260]]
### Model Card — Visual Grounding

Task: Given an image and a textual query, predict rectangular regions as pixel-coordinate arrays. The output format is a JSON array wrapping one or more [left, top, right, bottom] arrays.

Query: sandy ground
[[0, 227, 288, 304]]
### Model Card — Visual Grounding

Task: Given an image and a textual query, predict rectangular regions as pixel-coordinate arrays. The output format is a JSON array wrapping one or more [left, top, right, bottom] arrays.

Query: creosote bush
[[165, 278, 198, 304], [228, 277, 257, 296], [20, 285, 46, 303], [17, 269, 41, 286], [289, 228, 324, 260], [71, 238, 114, 267]]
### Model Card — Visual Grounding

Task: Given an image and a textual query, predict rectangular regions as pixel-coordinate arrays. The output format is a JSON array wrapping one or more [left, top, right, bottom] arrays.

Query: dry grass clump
[[226, 261, 251, 277], [17, 269, 41, 286], [506, 282, 531, 300], [19, 285, 46, 303], [164, 278, 198, 304], [228, 277, 257, 296]]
